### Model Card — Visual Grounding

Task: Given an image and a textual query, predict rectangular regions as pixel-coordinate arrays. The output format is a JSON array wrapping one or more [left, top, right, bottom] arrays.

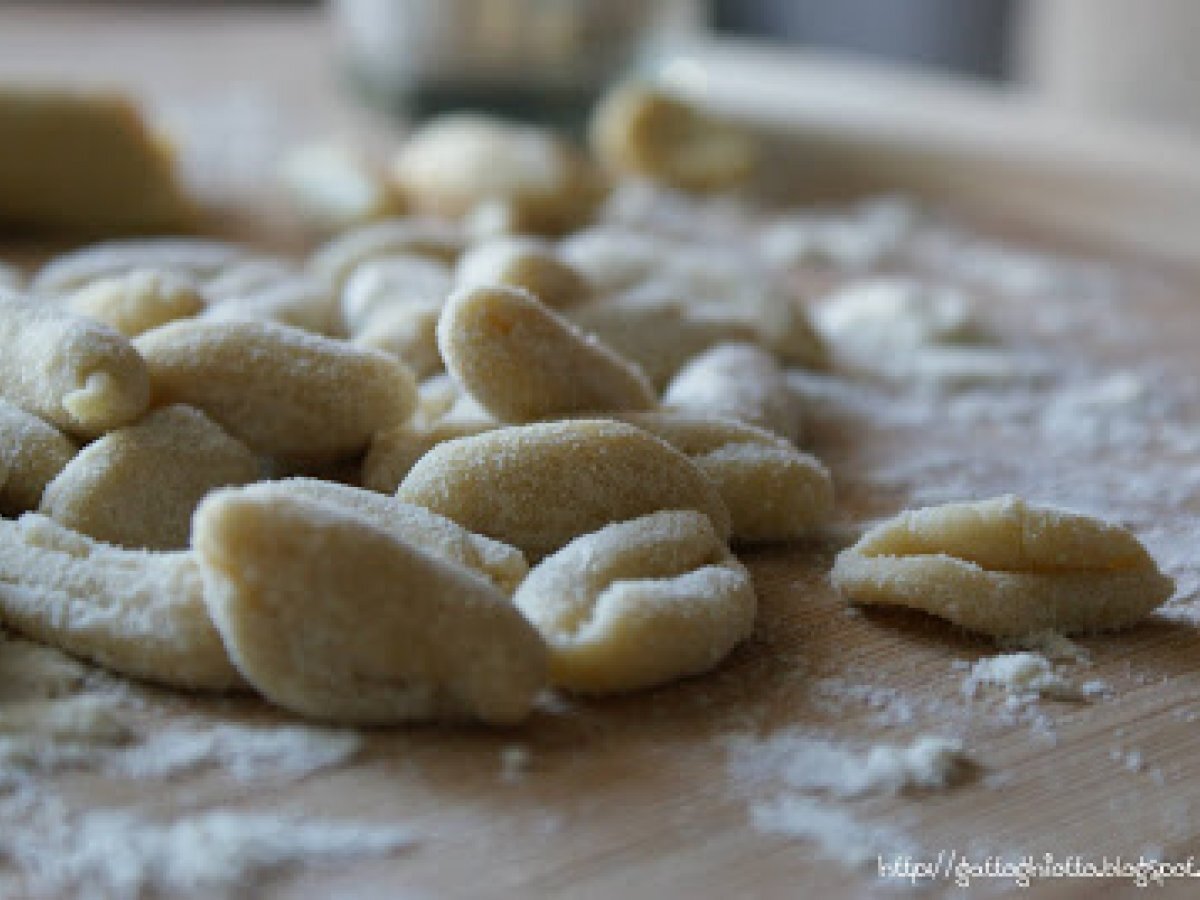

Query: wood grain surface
[[2, 6, 1199, 898]]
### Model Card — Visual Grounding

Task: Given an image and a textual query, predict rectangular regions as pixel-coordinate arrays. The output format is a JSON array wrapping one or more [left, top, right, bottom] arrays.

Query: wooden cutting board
[[2, 7, 1200, 898]]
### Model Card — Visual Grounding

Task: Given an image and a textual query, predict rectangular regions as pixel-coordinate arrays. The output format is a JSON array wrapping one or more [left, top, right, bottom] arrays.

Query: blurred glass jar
[[331, 0, 706, 128]]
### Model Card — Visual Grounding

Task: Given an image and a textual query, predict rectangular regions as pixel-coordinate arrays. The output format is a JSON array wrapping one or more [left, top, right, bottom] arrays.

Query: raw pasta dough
[[514, 510, 756, 694], [194, 485, 545, 724], [831, 495, 1174, 637], [0, 514, 242, 690], [397, 419, 731, 559]]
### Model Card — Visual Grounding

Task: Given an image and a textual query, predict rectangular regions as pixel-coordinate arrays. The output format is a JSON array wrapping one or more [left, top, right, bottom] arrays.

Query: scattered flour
[[598, 179, 762, 245], [0, 701, 379, 896], [0, 635, 91, 701], [807, 675, 977, 731], [1001, 631, 1090, 664], [0, 695, 131, 742], [813, 276, 992, 360], [499, 744, 532, 783], [0, 705, 362, 792], [749, 794, 917, 869], [726, 731, 970, 872], [110, 723, 363, 783], [0, 804, 416, 900], [1123, 750, 1145, 773], [961, 653, 1077, 703], [785, 369, 938, 430], [908, 226, 1118, 304], [893, 346, 1055, 388], [727, 731, 970, 798], [756, 196, 922, 272], [0, 694, 134, 789], [809, 677, 918, 728]]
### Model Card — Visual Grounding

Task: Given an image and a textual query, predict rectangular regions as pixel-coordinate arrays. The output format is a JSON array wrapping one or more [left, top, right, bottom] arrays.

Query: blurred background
[[107, 0, 1018, 78], [1, 0, 1196, 135], [714, 0, 1013, 80]]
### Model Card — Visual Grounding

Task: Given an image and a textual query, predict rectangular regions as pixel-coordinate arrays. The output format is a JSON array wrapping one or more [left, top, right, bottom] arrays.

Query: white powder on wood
[[0, 704, 371, 894], [1001, 630, 1089, 663], [0, 262, 20, 291], [726, 727, 969, 871], [961, 653, 1078, 702], [0, 634, 91, 701], [0, 695, 131, 741], [110, 723, 363, 783], [727, 731, 970, 799], [886, 346, 1055, 388], [756, 196, 922, 272], [808, 675, 967, 730], [0, 710, 362, 789], [0, 806, 416, 900], [908, 226, 1117, 303], [813, 276, 992, 360], [499, 744, 531, 784], [0, 694, 133, 789], [749, 794, 917, 869]]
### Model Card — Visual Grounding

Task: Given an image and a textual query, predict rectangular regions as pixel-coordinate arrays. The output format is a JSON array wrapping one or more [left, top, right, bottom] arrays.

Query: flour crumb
[[1124, 750, 1145, 773], [1028, 712, 1059, 746], [0, 635, 91, 701], [111, 723, 363, 783], [0, 695, 131, 746], [0, 807, 416, 900], [749, 794, 917, 869], [814, 277, 990, 357], [962, 653, 1078, 702], [807, 675, 957, 729], [0, 695, 134, 788], [1003, 630, 1090, 663], [534, 691, 574, 716], [0, 718, 361, 787], [727, 731, 971, 798], [901, 346, 1054, 387], [499, 744, 531, 783], [756, 195, 921, 272], [727, 730, 967, 873], [982, 771, 1013, 790]]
